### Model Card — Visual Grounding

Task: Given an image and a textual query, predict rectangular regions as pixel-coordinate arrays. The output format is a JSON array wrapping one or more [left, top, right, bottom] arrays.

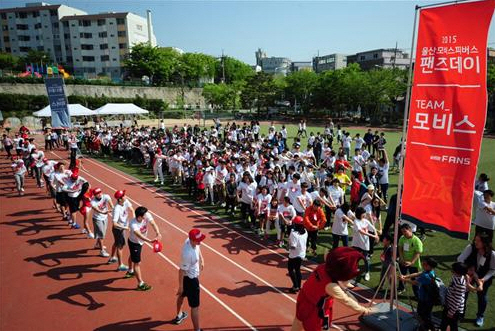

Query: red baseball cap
[[93, 187, 102, 195], [43, 157, 48, 163], [70, 169, 79, 180], [293, 216, 304, 225], [114, 190, 126, 199], [152, 240, 163, 253], [189, 229, 206, 242]]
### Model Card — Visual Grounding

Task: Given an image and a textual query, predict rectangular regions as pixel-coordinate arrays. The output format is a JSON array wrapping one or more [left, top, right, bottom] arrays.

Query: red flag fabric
[[401, 0, 495, 239]]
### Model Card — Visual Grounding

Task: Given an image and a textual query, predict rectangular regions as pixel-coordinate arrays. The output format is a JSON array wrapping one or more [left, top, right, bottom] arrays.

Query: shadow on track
[[94, 317, 175, 331], [47, 277, 132, 310], [25, 248, 96, 267]]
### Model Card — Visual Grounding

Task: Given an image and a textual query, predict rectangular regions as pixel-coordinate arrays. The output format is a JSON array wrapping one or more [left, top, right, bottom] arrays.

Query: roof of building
[[355, 48, 407, 55], [60, 12, 129, 21], [0, 4, 61, 13]]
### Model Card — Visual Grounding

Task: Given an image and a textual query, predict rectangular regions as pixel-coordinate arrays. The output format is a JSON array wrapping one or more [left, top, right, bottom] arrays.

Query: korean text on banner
[[45, 77, 71, 128], [401, 0, 495, 239]]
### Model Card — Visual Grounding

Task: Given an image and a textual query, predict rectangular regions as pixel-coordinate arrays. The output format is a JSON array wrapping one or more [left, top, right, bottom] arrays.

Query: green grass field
[[97, 122, 494, 330]]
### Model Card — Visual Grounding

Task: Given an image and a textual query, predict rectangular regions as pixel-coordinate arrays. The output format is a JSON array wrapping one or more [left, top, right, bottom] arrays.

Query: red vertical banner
[[401, 0, 495, 239]]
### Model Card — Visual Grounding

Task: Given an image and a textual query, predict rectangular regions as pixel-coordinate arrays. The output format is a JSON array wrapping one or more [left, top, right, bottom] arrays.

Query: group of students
[[7, 133, 210, 331], [5, 119, 494, 330]]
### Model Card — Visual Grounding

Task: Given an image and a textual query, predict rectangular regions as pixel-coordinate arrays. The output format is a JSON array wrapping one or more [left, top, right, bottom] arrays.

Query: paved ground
[[0, 148, 380, 331]]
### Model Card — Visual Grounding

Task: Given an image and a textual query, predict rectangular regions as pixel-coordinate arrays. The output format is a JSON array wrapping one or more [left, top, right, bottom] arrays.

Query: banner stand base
[[360, 303, 419, 331]]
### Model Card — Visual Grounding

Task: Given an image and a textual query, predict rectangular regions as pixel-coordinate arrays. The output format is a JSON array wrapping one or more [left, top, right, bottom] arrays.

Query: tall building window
[[52, 22, 59, 28], [117, 31, 126, 37], [81, 44, 94, 50], [360, 55, 365, 61], [18, 12, 28, 19], [50, 10, 57, 16], [62, 21, 69, 27], [101, 55, 109, 61], [119, 43, 126, 49], [2, 25, 8, 31], [32, 11, 39, 18], [100, 44, 108, 50], [98, 31, 107, 38], [0, 13, 6, 19], [79, 20, 91, 27], [19, 46, 31, 52], [18, 35, 30, 41], [16, 24, 29, 30], [116, 18, 125, 25], [373, 53, 378, 59], [97, 19, 105, 26], [3, 36, 8, 42], [82, 56, 95, 62], [34, 23, 42, 29], [80, 32, 92, 38]]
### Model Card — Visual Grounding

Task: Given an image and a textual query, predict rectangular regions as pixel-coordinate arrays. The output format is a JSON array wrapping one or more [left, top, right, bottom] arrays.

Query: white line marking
[[416, 83, 480, 88], [411, 141, 474, 151], [50, 152, 258, 330], [146, 242, 258, 331], [83, 156, 376, 304]]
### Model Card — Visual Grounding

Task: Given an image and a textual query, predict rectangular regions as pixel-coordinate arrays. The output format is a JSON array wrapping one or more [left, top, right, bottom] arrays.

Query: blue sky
[[3, 0, 495, 64]]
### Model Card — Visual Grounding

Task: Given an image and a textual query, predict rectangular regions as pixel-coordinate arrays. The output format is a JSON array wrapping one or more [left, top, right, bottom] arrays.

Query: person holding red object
[[291, 247, 376, 331], [79, 188, 94, 238]]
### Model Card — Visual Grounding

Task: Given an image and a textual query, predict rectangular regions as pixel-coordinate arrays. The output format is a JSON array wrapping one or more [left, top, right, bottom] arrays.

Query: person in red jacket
[[292, 247, 375, 331], [350, 171, 364, 211], [303, 200, 326, 256]]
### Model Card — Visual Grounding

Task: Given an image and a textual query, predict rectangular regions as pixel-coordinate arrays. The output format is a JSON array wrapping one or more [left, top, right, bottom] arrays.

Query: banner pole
[[389, 4, 420, 319]]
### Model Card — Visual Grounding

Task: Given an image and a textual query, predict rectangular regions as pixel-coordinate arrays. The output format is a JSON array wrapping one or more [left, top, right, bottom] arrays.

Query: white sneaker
[[100, 250, 110, 257], [154, 178, 159, 182], [160, 181, 164, 185], [87, 232, 95, 239], [82, 229, 88, 234], [21, 188, 25, 192], [364, 272, 370, 281]]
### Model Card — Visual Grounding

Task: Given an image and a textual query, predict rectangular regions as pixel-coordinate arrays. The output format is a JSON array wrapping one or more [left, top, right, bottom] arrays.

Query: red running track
[[0, 150, 376, 331]]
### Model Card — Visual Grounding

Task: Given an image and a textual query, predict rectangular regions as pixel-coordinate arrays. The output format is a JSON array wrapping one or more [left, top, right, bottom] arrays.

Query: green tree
[[216, 56, 254, 84], [181, 53, 217, 85], [284, 70, 318, 113], [22, 49, 51, 65], [241, 72, 279, 113], [0, 52, 19, 70]]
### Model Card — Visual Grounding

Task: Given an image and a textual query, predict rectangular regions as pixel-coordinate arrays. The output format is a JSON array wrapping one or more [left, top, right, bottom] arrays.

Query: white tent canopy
[[33, 104, 94, 117], [94, 103, 149, 115]]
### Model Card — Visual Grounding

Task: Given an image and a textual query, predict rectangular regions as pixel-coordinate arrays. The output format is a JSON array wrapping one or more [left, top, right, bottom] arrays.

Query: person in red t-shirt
[[292, 247, 375, 331], [303, 200, 326, 256]]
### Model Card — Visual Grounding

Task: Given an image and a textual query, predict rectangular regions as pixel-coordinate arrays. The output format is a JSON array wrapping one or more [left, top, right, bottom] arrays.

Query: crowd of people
[[2, 119, 494, 330]]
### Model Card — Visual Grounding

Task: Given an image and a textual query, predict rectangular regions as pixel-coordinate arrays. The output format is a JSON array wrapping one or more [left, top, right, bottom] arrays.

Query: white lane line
[[50, 152, 258, 330], [84, 157, 376, 304], [145, 242, 258, 331], [84, 158, 312, 270]]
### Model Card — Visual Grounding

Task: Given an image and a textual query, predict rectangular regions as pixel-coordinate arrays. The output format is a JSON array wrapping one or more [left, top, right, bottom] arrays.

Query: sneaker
[[72, 223, 80, 229], [324, 226, 330, 231], [475, 317, 484, 327], [154, 178, 159, 182], [87, 232, 95, 239], [364, 272, 370, 281], [173, 311, 188, 325], [124, 271, 135, 279], [136, 282, 152, 291], [117, 264, 129, 271], [21, 188, 25, 192], [397, 288, 406, 295], [160, 181, 164, 185], [279, 241, 284, 248], [107, 257, 118, 264], [100, 250, 110, 257], [82, 229, 88, 234]]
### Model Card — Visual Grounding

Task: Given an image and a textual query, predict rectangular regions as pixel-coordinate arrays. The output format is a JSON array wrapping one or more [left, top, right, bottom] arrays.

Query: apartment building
[[0, 2, 86, 63], [0, 3, 157, 80], [347, 48, 410, 70], [60, 12, 156, 79]]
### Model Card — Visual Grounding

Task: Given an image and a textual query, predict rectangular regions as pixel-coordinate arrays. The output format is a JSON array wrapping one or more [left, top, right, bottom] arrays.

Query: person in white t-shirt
[[255, 186, 272, 236], [237, 172, 257, 228], [473, 190, 495, 241], [91, 188, 114, 257], [174, 228, 206, 328], [109, 190, 134, 270], [11, 158, 26, 196], [293, 182, 313, 216], [62, 169, 87, 230], [351, 207, 379, 281], [288, 216, 307, 293], [153, 148, 166, 185], [126, 207, 162, 291], [278, 196, 297, 247], [354, 133, 365, 150], [332, 203, 355, 249], [342, 133, 352, 159], [378, 150, 390, 203]]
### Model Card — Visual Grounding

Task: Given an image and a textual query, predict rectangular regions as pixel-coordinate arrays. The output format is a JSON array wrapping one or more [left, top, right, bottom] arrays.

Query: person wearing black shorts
[[174, 229, 206, 329], [109, 190, 134, 271], [126, 206, 161, 291]]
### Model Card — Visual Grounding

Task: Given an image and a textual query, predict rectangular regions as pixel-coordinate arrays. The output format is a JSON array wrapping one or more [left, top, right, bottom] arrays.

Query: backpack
[[426, 274, 447, 306]]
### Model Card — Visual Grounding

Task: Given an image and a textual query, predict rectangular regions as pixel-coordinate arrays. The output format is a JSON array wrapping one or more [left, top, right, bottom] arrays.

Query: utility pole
[[221, 49, 226, 84], [392, 41, 398, 69]]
